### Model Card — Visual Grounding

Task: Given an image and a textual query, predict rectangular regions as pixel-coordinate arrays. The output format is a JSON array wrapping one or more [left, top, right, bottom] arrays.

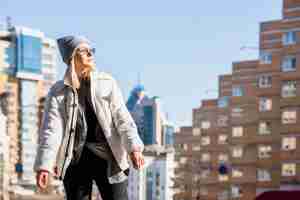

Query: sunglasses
[[77, 47, 96, 56]]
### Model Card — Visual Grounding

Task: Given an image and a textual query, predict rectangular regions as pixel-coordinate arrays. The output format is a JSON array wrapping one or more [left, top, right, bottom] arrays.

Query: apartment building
[[175, 0, 300, 199]]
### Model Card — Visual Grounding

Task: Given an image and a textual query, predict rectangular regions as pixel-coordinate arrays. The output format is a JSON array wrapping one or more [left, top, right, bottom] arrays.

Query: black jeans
[[63, 147, 128, 200]]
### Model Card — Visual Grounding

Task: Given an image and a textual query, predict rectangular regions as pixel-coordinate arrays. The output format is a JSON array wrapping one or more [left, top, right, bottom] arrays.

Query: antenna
[[6, 16, 12, 30], [137, 72, 142, 85]]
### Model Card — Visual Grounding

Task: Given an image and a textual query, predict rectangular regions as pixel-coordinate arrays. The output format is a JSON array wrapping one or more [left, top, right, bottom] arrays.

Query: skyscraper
[[0, 23, 57, 186]]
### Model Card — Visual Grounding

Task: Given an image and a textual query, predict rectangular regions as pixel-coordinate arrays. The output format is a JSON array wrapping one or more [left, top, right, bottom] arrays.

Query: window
[[180, 157, 188, 164], [219, 154, 229, 162], [182, 144, 188, 151], [232, 86, 244, 97], [282, 163, 296, 177], [218, 134, 228, 145], [193, 128, 201, 136], [258, 75, 272, 88], [201, 153, 210, 162], [200, 187, 208, 196], [282, 56, 297, 72], [231, 107, 243, 118], [231, 185, 243, 198], [232, 147, 243, 158], [259, 97, 272, 112], [260, 51, 272, 64], [232, 126, 243, 137], [282, 137, 296, 151], [201, 136, 210, 146], [232, 168, 243, 178], [282, 110, 297, 124], [200, 169, 210, 179], [201, 121, 211, 129], [218, 190, 229, 200], [192, 144, 201, 151], [219, 174, 229, 182], [218, 96, 229, 108], [283, 31, 297, 45], [258, 145, 272, 159], [257, 169, 271, 182], [282, 80, 297, 98], [217, 115, 228, 127], [258, 121, 271, 135]]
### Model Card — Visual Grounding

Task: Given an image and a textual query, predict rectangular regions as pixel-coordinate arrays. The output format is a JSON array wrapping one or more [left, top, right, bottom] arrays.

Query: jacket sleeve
[[110, 78, 144, 153], [34, 90, 63, 174]]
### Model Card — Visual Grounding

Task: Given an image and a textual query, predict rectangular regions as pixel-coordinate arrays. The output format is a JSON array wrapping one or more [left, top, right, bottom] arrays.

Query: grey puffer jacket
[[34, 69, 144, 182]]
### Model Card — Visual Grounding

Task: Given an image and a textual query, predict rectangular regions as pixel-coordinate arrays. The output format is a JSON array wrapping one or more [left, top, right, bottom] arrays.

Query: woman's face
[[74, 43, 96, 77]]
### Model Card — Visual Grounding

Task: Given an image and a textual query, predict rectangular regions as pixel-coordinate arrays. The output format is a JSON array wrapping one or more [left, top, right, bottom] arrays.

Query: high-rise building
[[0, 24, 57, 187], [0, 94, 10, 200], [174, 1, 300, 199], [127, 84, 167, 146], [127, 146, 175, 200]]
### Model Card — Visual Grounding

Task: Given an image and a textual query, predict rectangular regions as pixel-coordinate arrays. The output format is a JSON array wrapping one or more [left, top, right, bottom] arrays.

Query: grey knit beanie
[[57, 35, 91, 64]]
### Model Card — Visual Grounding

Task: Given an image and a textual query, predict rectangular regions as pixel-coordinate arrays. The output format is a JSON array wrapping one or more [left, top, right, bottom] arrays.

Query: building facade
[[127, 146, 175, 200], [174, 0, 300, 199], [127, 84, 173, 146], [0, 24, 57, 188]]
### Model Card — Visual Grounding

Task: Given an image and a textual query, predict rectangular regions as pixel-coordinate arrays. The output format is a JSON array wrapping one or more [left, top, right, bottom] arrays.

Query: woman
[[34, 35, 145, 200]]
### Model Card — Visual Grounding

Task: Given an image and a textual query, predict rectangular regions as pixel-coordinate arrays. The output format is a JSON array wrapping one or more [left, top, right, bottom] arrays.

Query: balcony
[[280, 149, 300, 161], [280, 96, 300, 107], [280, 123, 300, 134]]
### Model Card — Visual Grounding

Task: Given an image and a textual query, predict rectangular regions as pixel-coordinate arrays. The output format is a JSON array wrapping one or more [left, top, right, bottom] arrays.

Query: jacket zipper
[[59, 88, 77, 180]]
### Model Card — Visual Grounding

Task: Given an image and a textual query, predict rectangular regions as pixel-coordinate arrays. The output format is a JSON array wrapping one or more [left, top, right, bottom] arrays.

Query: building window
[[282, 163, 296, 177], [218, 134, 228, 145], [281, 56, 297, 72], [232, 147, 243, 158], [217, 115, 228, 127], [259, 97, 272, 112], [218, 190, 229, 200], [258, 145, 272, 159], [283, 31, 297, 45], [201, 136, 210, 146], [192, 144, 201, 151], [192, 128, 201, 136], [200, 169, 210, 179], [257, 169, 271, 182], [281, 80, 297, 98], [201, 121, 211, 129], [180, 157, 188, 164], [200, 187, 208, 196], [232, 86, 244, 97], [231, 107, 243, 118], [258, 75, 272, 88], [260, 51, 272, 64], [218, 96, 229, 108], [201, 153, 210, 162], [219, 154, 229, 163], [282, 110, 297, 124], [232, 126, 243, 137], [219, 174, 229, 182], [181, 144, 188, 151], [282, 137, 296, 151], [231, 185, 243, 198], [258, 121, 271, 135], [232, 168, 243, 178]]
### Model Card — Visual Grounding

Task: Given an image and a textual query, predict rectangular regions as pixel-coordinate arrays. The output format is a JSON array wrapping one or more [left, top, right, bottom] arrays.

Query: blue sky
[[1, 0, 282, 126]]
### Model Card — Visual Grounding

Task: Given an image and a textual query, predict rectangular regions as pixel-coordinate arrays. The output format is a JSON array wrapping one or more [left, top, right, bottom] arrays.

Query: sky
[[0, 0, 282, 127]]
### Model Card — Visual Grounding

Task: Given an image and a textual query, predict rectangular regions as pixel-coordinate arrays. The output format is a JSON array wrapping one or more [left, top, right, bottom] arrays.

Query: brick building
[[174, 0, 300, 199]]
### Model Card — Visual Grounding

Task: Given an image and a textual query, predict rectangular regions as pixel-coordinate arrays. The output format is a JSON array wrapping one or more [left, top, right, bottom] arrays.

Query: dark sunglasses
[[77, 47, 96, 56]]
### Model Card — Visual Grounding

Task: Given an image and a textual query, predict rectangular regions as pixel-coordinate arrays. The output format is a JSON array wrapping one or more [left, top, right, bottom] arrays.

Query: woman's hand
[[130, 151, 145, 170]]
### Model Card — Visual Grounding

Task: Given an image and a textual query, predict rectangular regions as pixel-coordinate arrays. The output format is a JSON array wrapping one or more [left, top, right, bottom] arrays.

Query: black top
[[77, 78, 106, 143]]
